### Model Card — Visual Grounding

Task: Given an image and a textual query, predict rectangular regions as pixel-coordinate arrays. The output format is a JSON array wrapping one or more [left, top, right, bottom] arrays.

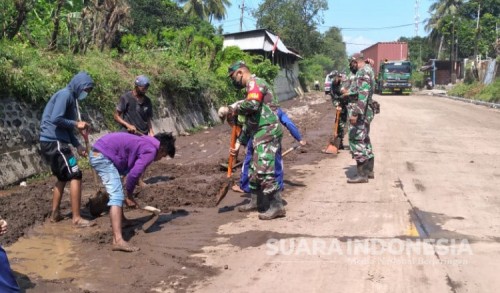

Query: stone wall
[[0, 92, 220, 188]]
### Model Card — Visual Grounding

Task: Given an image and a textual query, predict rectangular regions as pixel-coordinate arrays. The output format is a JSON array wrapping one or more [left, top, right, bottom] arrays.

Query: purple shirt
[[93, 132, 160, 195]]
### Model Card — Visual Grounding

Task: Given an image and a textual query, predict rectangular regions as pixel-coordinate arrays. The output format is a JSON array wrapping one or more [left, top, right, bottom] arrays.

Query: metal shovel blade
[[215, 180, 231, 206], [88, 190, 110, 217], [141, 205, 161, 232]]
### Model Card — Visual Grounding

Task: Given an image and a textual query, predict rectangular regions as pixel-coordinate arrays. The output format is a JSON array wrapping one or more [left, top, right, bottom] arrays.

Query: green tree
[[399, 36, 435, 67], [425, 0, 463, 59], [178, 0, 231, 22], [128, 0, 187, 35], [319, 27, 347, 70], [253, 0, 328, 57]]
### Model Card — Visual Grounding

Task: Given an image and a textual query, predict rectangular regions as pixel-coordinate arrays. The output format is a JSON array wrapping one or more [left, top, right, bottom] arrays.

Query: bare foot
[[124, 197, 138, 208], [232, 185, 244, 193], [112, 242, 140, 252], [73, 218, 96, 228], [50, 210, 64, 223]]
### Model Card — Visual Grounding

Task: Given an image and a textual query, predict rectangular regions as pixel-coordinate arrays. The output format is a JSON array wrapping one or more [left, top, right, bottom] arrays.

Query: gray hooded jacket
[[40, 71, 94, 147]]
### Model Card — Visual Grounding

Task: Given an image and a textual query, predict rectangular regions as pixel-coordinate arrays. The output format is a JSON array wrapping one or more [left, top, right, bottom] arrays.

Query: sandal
[[73, 219, 96, 228], [112, 244, 140, 252]]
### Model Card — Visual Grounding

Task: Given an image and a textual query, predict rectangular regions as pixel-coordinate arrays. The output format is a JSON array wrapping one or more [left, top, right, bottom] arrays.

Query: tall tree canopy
[[253, 0, 328, 57]]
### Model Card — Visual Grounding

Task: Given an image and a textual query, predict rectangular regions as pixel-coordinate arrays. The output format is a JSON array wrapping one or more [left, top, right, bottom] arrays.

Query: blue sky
[[212, 0, 435, 54]]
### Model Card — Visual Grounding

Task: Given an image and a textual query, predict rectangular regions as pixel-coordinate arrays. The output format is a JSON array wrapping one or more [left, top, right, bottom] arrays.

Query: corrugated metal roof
[[223, 29, 302, 59]]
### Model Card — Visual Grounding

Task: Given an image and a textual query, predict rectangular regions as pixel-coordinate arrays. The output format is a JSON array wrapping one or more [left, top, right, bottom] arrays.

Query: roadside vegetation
[[0, 0, 498, 116]]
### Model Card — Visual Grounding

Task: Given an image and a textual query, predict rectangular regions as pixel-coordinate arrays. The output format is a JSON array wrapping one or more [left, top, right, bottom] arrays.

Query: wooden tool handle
[[227, 125, 239, 178], [333, 107, 341, 138]]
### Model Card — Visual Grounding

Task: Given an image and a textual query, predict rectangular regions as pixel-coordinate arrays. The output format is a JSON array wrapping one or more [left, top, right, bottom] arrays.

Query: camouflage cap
[[349, 53, 364, 61], [228, 61, 247, 76]]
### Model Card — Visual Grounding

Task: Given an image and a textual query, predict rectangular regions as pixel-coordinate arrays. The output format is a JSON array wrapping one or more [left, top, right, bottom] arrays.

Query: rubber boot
[[367, 157, 374, 179], [238, 192, 258, 212], [347, 161, 369, 183], [259, 191, 286, 220]]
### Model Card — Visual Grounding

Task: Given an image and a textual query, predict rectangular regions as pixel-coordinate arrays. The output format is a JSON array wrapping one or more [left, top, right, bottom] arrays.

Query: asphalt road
[[190, 93, 500, 292]]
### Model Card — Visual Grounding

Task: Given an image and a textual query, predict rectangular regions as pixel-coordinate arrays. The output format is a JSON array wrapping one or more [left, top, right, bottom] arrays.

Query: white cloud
[[343, 35, 376, 56]]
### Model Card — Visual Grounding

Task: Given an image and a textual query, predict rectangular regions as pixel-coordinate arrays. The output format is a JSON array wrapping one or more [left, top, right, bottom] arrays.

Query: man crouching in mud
[[89, 132, 175, 252]]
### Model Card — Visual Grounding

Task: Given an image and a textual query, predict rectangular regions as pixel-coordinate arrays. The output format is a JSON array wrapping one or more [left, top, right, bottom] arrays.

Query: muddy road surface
[[2, 92, 500, 292]]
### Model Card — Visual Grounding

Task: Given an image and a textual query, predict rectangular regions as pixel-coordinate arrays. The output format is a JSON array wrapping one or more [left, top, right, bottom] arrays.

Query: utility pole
[[415, 0, 420, 37], [239, 0, 245, 32], [450, 14, 456, 83], [474, 1, 481, 62]]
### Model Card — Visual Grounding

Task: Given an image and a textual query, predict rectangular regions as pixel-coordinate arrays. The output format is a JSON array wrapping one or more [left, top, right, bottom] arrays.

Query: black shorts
[[40, 141, 82, 182]]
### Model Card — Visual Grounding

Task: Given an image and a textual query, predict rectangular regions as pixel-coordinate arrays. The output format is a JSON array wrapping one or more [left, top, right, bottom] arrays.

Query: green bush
[[0, 36, 280, 129], [448, 79, 500, 103], [411, 71, 424, 89]]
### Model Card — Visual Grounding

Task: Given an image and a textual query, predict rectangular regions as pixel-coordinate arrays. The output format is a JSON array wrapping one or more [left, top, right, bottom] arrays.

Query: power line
[[318, 20, 426, 31]]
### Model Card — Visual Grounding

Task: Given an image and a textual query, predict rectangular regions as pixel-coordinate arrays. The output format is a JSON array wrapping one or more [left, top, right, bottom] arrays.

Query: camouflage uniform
[[234, 76, 283, 196], [347, 65, 375, 163], [329, 73, 348, 144]]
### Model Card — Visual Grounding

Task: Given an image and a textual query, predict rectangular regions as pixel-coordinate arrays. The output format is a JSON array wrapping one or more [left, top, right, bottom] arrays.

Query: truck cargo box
[[361, 42, 408, 76]]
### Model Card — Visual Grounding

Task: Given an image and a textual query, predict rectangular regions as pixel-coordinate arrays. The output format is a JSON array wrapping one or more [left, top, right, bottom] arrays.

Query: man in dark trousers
[[114, 75, 154, 136], [39, 71, 96, 228]]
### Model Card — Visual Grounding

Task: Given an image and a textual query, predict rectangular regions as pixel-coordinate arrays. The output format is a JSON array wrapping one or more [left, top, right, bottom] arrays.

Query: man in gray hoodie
[[40, 71, 96, 228]]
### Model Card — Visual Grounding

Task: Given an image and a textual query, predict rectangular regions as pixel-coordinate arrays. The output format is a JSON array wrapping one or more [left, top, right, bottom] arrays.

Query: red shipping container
[[361, 42, 408, 76]]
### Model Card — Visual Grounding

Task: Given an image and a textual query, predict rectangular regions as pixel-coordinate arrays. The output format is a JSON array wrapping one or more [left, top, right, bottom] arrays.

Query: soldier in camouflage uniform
[[328, 71, 348, 149], [227, 61, 285, 220], [343, 53, 375, 183], [363, 58, 376, 179]]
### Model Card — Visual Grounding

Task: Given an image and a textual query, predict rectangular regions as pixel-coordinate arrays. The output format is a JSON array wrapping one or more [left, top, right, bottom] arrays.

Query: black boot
[[347, 161, 369, 183], [339, 139, 345, 150], [367, 157, 374, 179], [238, 192, 258, 212], [259, 191, 286, 220]]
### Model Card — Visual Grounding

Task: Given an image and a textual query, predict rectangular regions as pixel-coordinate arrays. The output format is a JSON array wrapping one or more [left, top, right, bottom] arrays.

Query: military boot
[[339, 139, 345, 150], [347, 161, 369, 183], [238, 192, 258, 212], [367, 157, 374, 179], [259, 191, 286, 220]]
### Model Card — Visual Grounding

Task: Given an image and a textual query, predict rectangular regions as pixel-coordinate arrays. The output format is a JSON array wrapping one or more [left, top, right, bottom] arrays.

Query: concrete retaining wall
[[0, 92, 220, 188]]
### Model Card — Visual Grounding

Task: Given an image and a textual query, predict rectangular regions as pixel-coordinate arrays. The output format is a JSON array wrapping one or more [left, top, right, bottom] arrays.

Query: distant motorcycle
[[425, 78, 433, 90]]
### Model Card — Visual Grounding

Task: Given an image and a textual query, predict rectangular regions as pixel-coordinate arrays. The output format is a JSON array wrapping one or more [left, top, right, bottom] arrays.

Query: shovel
[[215, 125, 239, 205], [75, 101, 109, 216], [322, 106, 341, 154]]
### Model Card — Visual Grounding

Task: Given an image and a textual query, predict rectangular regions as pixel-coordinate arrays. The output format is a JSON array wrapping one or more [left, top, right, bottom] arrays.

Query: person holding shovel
[[89, 132, 175, 252], [328, 71, 348, 151], [114, 75, 154, 190], [227, 61, 285, 220], [114, 75, 154, 136], [39, 71, 96, 228], [221, 97, 306, 194]]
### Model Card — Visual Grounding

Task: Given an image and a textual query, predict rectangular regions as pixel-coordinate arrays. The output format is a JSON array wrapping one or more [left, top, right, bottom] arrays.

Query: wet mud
[[0, 92, 336, 292]]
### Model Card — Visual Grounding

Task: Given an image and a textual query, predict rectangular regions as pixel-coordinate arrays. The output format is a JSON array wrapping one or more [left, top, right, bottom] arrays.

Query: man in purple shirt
[[89, 132, 175, 252]]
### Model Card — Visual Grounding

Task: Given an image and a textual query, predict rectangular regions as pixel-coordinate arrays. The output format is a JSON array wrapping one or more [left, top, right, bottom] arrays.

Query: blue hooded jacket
[[40, 72, 94, 147]]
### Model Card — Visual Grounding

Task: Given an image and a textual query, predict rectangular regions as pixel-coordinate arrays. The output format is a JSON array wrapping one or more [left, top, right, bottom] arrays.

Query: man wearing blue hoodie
[[39, 71, 96, 228]]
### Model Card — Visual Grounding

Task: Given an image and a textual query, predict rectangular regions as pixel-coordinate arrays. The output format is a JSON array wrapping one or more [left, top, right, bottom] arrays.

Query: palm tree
[[179, 0, 207, 20], [178, 0, 231, 23], [425, 0, 463, 59], [206, 0, 231, 23]]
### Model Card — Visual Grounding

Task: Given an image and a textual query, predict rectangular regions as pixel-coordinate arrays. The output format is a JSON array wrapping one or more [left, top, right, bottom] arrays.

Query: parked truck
[[361, 42, 412, 95]]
